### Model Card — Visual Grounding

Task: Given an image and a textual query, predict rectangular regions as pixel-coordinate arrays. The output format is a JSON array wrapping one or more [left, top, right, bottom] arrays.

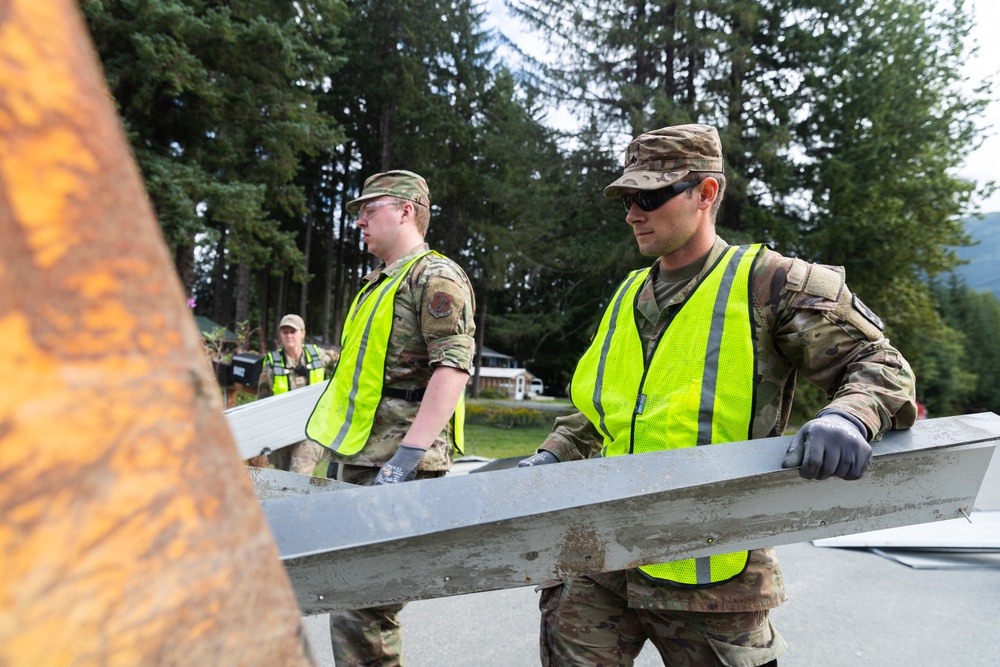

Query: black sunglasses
[[621, 181, 696, 212]]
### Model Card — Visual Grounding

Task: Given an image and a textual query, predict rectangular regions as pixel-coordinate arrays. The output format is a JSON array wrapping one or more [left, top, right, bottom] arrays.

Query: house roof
[[194, 315, 239, 342], [480, 345, 515, 360], [473, 367, 534, 379]]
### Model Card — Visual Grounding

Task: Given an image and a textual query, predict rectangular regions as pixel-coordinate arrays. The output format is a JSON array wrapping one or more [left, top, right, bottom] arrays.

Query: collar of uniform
[[362, 242, 430, 284], [637, 236, 731, 323]]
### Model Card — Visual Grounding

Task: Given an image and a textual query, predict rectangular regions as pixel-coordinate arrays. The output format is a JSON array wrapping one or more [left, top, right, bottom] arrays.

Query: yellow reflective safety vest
[[266, 344, 325, 395], [571, 244, 764, 587], [306, 251, 465, 456]]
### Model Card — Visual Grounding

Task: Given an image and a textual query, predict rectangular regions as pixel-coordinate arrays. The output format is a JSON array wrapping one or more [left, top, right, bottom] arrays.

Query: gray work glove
[[782, 410, 872, 480], [373, 444, 425, 485], [518, 450, 559, 467]]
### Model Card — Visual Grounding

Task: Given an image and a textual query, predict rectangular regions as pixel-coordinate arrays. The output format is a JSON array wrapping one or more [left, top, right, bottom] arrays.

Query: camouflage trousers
[[329, 603, 405, 667], [268, 439, 327, 475], [539, 573, 787, 667], [329, 463, 446, 667]]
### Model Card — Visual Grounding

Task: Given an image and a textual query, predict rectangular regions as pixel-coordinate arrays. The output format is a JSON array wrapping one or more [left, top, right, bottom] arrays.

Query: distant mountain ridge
[[952, 211, 1000, 300]]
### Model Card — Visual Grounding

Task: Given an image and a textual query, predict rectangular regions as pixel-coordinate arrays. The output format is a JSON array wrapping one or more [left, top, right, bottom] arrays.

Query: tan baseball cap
[[346, 170, 431, 215], [278, 314, 305, 331], [604, 124, 724, 198]]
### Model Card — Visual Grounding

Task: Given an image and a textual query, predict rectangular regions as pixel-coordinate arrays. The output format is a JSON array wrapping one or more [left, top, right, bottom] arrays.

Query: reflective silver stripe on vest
[[269, 352, 290, 376], [270, 348, 322, 375], [304, 345, 324, 370], [696, 245, 751, 447], [696, 556, 712, 585], [330, 271, 409, 449], [693, 244, 752, 583], [592, 270, 645, 440]]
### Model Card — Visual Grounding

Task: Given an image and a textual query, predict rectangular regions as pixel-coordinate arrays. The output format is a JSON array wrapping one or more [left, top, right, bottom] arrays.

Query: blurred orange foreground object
[[0, 1, 314, 665]]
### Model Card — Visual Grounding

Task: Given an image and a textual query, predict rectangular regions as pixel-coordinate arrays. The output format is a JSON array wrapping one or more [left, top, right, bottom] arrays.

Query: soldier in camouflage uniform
[[518, 125, 917, 666], [256, 313, 338, 474], [305, 170, 475, 667]]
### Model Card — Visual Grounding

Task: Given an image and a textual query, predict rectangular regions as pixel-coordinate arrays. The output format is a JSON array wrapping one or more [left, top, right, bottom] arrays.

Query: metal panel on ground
[[867, 548, 1000, 570], [812, 511, 1000, 549], [262, 413, 1000, 614]]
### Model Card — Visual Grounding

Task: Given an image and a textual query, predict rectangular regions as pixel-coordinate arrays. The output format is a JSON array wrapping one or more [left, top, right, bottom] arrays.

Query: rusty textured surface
[[0, 1, 313, 665], [263, 414, 999, 614]]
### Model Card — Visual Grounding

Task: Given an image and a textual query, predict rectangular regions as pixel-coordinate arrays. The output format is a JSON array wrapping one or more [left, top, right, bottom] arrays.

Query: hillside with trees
[[81, 0, 999, 416], [953, 211, 1000, 301]]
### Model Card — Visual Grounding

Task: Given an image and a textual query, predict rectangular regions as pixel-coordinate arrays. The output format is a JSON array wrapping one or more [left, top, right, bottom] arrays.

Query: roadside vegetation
[[462, 399, 576, 460], [83, 0, 1000, 417]]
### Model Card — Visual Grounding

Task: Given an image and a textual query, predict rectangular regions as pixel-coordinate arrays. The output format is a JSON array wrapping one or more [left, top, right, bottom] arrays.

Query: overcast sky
[[485, 0, 1000, 214], [956, 0, 999, 213]]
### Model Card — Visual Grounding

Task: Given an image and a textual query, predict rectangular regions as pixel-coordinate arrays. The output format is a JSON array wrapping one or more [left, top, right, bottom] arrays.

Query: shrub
[[478, 388, 506, 400], [465, 405, 552, 429]]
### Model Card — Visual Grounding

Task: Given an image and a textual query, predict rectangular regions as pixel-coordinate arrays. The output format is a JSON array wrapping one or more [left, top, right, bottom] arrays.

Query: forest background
[[82, 0, 1000, 420]]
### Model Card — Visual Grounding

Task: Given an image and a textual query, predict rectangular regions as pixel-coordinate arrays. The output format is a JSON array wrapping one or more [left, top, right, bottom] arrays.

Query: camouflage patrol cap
[[278, 314, 305, 331], [345, 170, 431, 215], [603, 124, 724, 198]]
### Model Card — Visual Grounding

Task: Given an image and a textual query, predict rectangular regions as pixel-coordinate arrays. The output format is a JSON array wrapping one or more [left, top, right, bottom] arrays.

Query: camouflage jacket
[[541, 237, 917, 612], [334, 243, 476, 470]]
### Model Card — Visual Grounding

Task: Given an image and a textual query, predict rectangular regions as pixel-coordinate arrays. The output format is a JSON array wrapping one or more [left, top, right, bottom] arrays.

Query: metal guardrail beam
[[248, 466, 349, 500], [226, 381, 328, 459], [261, 413, 999, 614]]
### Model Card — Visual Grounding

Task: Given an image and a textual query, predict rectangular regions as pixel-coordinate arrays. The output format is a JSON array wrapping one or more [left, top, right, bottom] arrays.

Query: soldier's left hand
[[373, 444, 425, 485], [518, 450, 559, 467], [782, 410, 871, 480]]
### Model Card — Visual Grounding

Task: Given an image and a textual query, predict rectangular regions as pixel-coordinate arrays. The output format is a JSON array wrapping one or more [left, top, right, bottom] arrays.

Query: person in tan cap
[[305, 170, 476, 666], [256, 313, 338, 474], [517, 125, 917, 666]]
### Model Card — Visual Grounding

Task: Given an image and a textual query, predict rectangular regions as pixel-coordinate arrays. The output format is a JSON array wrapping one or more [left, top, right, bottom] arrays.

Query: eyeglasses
[[621, 181, 696, 212], [356, 200, 399, 220]]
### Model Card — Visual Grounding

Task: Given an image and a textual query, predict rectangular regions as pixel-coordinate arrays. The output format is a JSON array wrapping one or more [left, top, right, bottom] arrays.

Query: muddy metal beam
[[249, 466, 349, 500], [0, 2, 312, 664], [262, 413, 999, 615]]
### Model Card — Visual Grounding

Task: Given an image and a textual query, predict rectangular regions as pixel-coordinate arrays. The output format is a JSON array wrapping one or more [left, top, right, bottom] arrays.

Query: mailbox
[[229, 352, 265, 387]]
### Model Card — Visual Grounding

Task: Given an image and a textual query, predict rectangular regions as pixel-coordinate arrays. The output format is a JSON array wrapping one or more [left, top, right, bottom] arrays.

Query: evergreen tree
[[504, 0, 992, 394], [930, 276, 1000, 414], [83, 0, 345, 341], [795, 0, 987, 345]]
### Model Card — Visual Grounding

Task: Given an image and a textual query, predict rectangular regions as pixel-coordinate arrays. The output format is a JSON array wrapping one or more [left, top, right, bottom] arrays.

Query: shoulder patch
[[428, 291, 454, 318], [851, 294, 884, 332], [417, 254, 466, 281], [785, 258, 809, 291], [803, 263, 845, 301]]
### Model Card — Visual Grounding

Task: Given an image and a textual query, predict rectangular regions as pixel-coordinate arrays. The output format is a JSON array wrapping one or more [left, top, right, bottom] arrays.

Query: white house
[[470, 346, 541, 400]]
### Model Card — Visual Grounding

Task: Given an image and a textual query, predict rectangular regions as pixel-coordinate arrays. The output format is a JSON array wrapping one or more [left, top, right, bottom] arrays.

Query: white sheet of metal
[[867, 548, 1000, 569], [812, 511, 1000, 549], [225, 380, 328, 459], [262, 413, 1000, 614]]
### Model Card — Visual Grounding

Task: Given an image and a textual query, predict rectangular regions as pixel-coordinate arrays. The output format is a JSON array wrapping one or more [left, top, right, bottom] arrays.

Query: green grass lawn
[[307, 424, 550, 476], [461, 423, 551, 460]]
